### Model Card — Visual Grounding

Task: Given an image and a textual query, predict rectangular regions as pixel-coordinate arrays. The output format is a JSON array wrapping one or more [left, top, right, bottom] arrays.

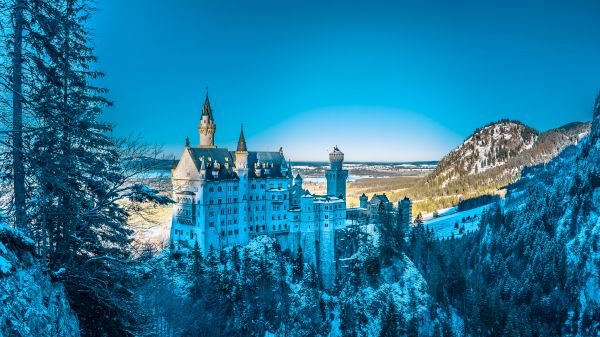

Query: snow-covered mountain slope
[[428, 119, 590, 188], [450, 96, 600, 335], [0, 222, 80, 337]]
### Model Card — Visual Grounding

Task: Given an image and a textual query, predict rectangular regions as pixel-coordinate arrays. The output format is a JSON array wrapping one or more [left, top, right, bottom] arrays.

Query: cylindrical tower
[[198, 92, 217, 148], [326, 146, 349, 199]]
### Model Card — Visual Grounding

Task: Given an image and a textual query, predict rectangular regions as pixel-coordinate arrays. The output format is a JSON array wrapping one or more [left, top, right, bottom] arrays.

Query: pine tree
[[379, 295, 400, 337], [293, 245, 304, 282], [188, 240, 204, 300], [21, 1, 170, 335], [7, 0, 27, 230]]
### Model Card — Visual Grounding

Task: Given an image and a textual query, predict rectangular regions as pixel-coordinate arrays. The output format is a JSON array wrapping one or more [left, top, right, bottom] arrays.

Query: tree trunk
[[12, 0, 27, 230]]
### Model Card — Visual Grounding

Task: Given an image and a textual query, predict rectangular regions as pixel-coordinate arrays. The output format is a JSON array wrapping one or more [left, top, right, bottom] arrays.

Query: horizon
[[91, 0, 600, 161]]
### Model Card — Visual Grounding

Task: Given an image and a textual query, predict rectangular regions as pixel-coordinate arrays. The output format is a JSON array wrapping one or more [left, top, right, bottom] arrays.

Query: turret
[[329, 145, 344, 170], [235, 124, 248, 169], [198, 91, 216, 148], [294, 173, 303, 187], [326, 146, 349, 199], [359, 193, 368, 208]]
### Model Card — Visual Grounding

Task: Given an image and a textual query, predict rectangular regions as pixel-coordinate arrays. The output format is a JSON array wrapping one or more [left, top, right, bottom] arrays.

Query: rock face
[[428, 119, 590, 188], [0, 222, 80, 337]]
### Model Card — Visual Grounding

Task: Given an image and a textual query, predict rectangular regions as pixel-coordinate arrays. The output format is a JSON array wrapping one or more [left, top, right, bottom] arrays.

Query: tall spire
[[236, 124, 247, 152], [201, 87, 213, 120], [198, 87, 217, 148]]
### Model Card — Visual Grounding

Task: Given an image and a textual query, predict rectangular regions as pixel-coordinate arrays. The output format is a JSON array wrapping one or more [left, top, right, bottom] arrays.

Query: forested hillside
[[411, 94, 600, 336], [406, 120, 590, 214]]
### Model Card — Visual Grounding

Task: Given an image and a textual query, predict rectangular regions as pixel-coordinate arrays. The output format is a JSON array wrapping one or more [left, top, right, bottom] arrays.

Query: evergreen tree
[[379, 295, 400, 337], [293, 246, 304, 282]]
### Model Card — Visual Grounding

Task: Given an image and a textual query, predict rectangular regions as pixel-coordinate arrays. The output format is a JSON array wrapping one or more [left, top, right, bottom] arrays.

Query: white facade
[[170, 94, 348, 288]]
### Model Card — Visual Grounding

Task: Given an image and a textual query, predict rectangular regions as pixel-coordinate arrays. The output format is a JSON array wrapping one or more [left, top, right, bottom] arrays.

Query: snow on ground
[[424, 204, 492, 239]]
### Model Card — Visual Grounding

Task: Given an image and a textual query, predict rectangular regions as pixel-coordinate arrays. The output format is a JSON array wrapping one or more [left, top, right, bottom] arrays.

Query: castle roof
[[201, 93, 213, 120], [184, 147, 288, 181], [370, 193, 390, 203], [295, 173, 302, 180], [236, 125, 247, 152]]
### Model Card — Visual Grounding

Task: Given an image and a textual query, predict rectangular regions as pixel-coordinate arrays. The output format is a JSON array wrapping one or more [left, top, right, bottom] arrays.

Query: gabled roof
[[370, 193, 390, 203], [181, 147, 288, 181]]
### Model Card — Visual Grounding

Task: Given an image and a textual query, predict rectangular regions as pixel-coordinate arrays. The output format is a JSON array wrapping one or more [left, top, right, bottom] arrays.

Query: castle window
[[284, 215, 286, 219], [228, 230, 232, 235], [272, 216, 275, 220], [209, 187, 214, 192], [221, 209, 225, 215], [284, 195, 287, 200], [272, 195, 275, 200], [284, 224, 287, 229], [278, 224, 281, 230], [218, 186, 222, 192], [234, 229, 239, 234], [272, 225, 275, 230], [218, 199, 222, 204], [278, 215, 281, 220], [210, 199, 214, 204], [278, 183, 282, 189], [251, 184, 256, 189], [270, 184, 274, 189], [260, 184, 265, 189], [209, 222, 214, 227], [221, 231, 225, 237], [325, 223, 328, 227], [262, 225, 265, 230], [250, 226, 253, 231], [190, 232, 194, 239], [325, 215, 329, 219]]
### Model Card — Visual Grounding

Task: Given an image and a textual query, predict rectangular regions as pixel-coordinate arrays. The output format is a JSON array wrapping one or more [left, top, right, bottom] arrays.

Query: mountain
[[429, 119, 590, 188], [433, 94, 600, 335], [403, 119, 590, 214]]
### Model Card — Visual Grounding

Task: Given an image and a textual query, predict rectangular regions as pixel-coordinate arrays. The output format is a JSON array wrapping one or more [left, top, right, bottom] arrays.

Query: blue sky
[[91, 0, 600, 161]]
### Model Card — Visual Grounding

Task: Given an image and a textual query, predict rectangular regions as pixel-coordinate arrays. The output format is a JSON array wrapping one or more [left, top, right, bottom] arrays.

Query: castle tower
[[235, 124, 248, 168], [359, 193, 368, 208], [198, 91, 216, 148], [399, 196, 413, 229], [235, 125, 250, 244], [326, 146, 349, 199]]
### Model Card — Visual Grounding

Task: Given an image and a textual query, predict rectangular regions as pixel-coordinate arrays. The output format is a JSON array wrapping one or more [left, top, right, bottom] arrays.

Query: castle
[[170, 93, 348, 287]]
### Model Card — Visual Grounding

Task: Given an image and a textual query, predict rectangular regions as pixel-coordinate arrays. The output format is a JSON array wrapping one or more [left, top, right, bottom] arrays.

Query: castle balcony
[[175, 216, 194, 226]]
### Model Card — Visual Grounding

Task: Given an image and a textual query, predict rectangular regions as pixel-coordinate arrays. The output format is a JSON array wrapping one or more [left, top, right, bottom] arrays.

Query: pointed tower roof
[[236, 124, 247, 152], [201, 89, 213, 120]]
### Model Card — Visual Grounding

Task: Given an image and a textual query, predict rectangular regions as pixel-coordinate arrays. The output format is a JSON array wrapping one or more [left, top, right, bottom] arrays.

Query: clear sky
[[91, 0, 600, 161]]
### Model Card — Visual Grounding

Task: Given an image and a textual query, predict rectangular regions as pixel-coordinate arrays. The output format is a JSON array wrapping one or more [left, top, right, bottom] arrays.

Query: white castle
[[170, 93, 348, 287]]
